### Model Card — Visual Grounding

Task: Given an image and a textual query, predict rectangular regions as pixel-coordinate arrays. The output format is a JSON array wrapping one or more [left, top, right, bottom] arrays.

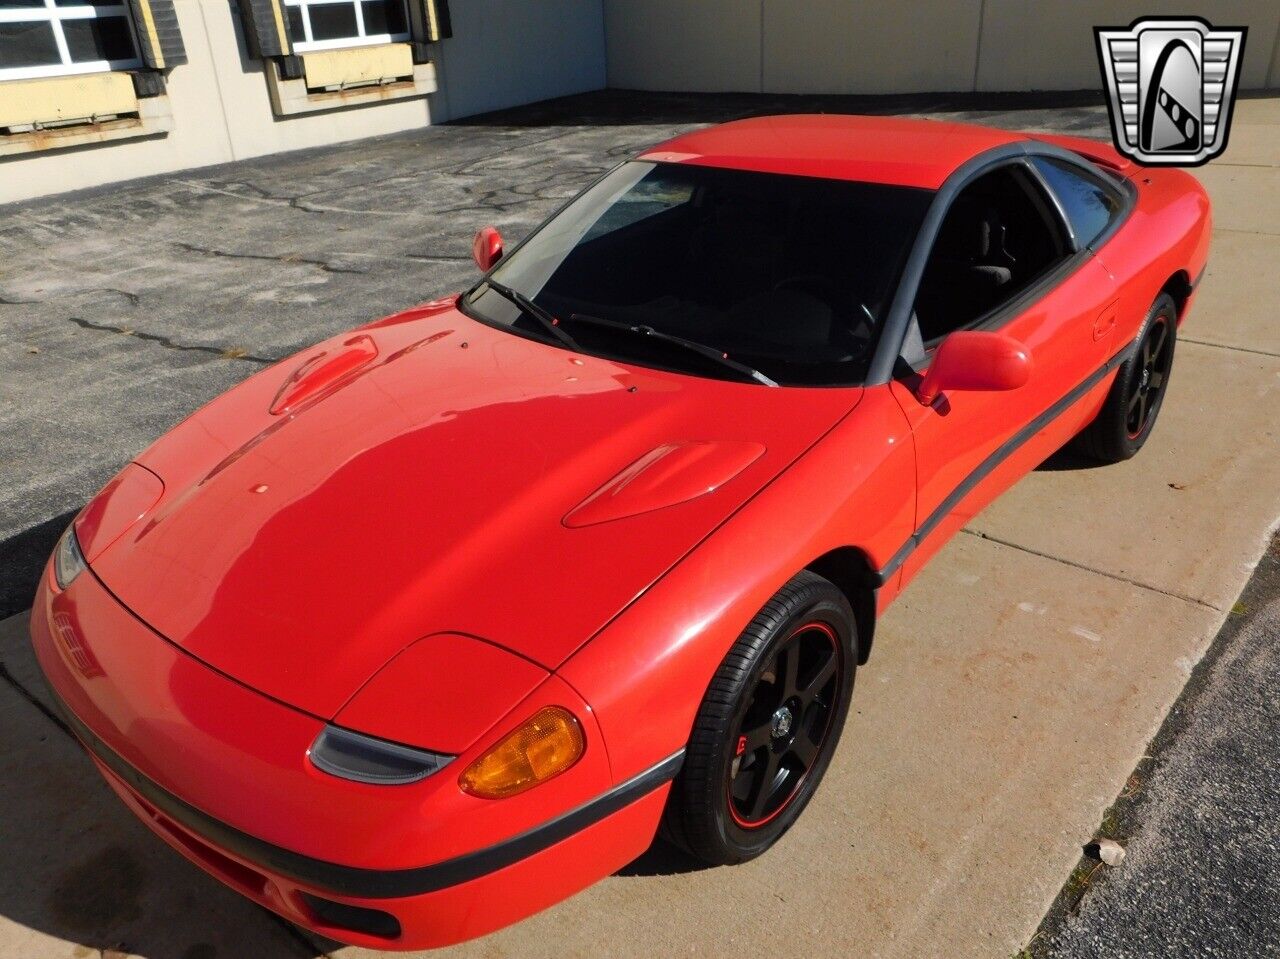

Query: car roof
[[638, 114, 1027, 191]]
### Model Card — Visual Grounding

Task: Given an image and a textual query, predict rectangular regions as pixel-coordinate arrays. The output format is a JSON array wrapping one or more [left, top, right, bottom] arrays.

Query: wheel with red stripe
[[1074, 293, 1178, 464], [663, 571, 857, 865]]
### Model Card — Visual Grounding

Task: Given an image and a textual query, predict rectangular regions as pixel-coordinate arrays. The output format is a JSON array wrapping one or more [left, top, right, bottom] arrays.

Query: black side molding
[[873, 346, 1133, 586], [45, 681, 683, 900]]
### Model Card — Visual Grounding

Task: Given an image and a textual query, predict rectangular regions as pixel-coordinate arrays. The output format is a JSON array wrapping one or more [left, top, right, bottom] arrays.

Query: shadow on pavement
[[450, 88, 1109, 129], [0, 628, 325, 959], [614, 838, 710, 878], [1036, 446, 1106, 472], [0, 508, 78, 620]]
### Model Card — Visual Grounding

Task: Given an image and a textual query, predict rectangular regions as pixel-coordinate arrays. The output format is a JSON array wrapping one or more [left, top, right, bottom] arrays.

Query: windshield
[[463, 161, 932, 386]]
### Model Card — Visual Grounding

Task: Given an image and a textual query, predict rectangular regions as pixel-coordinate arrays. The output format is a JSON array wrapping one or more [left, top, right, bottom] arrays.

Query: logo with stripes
[[1095, 17, 1247, 166]]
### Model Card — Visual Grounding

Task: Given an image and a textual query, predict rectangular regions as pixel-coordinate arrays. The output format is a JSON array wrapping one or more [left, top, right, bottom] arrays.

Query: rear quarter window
[[1030, 156, 1123, 251]]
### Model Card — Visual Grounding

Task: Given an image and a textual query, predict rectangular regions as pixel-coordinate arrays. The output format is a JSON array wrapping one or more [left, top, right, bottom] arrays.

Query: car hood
[[91, 299, 860, 718]]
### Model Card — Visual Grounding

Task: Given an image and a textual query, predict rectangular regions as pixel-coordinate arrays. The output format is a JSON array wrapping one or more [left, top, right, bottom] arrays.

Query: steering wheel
[[772, 275, 876, 357]]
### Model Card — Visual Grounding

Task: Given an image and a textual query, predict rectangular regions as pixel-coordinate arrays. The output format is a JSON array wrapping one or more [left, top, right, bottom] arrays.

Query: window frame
[[1026, 153, 1130, 254], [0, 0, 143, 82], [871, 142, 1139, 382], [282, 0, 411, 54], [908, 157, 1076, 350]]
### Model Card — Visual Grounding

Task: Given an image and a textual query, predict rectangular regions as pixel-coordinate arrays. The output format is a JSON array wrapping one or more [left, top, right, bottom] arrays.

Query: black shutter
[[236, 0, 293, 59], [424, 0, 452, 41], [407, 0, 450, 61], [126, 0, 187, 69]]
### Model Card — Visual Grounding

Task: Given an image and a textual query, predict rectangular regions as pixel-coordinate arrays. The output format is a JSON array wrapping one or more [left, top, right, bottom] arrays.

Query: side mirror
[[472, 226, 504, 272], [916, 330, 1031, 406]]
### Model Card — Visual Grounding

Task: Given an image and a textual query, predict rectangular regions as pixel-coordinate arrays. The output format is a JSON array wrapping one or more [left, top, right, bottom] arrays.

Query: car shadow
[[0, 507, 78, 620], [0, 620, 334, 959], [1036, 446, 1105, 472], [615, 838, 711, 878]]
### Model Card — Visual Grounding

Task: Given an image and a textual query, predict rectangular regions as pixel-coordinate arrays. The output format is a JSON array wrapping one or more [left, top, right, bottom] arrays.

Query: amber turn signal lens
[[459, 706, 585, 799]]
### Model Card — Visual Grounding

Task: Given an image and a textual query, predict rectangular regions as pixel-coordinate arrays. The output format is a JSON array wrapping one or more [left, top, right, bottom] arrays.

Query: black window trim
[[1027, 151, 1135, 254], [454, 146, 1135, 390], [1022, 155, 1080, 253], [868, 140, 1137, 384]]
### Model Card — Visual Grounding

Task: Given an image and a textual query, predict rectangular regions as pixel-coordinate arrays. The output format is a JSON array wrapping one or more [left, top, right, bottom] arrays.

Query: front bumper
[[31, 566, 678, 949]]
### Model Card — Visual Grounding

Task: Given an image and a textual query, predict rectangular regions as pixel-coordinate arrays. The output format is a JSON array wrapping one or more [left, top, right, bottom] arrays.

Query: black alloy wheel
[[726, 621, 841, 828], [1075, 292, 1178, 463], [1125, 313, 1174, 439], [663, 571, 857, 865]]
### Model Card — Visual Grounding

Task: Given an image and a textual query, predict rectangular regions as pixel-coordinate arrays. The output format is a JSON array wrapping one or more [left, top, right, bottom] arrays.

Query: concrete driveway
[[1, 91, 1277, 958]]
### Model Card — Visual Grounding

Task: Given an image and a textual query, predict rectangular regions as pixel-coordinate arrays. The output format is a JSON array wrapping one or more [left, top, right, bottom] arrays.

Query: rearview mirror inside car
[[916, 330, 1031, 406]]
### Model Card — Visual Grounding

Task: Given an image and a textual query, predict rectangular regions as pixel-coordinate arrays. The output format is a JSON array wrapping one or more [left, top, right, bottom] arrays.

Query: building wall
[[433, 0, 606, 119], [0, 0, 606, 205], [605, 0, 763, 93], [975, 0, 1277, 91], [605, 0, 1280, 94]]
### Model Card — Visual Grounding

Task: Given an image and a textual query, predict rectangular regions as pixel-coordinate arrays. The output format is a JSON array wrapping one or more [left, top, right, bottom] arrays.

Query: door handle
[[1093, 300, 1119, 341]]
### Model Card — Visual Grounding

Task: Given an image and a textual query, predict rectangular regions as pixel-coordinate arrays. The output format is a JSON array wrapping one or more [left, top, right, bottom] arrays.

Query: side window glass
[[1030, 156, 1121, 250], [913, 166, 1065, 344]]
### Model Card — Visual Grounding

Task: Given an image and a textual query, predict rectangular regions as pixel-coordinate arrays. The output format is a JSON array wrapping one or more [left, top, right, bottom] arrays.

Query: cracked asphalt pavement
[[0, 88, 1115, 617], [1036, 533, 1280, 958]]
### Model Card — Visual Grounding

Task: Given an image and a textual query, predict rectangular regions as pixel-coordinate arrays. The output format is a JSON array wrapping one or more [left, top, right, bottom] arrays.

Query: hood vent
[[564, 440, 765, 528]]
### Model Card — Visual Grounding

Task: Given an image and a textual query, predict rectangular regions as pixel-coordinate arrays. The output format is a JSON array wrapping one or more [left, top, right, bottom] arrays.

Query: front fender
[[557, 387, 915, 780]]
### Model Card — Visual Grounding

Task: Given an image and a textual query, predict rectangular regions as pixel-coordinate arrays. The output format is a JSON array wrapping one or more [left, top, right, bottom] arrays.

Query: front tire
[[1075, 293, 1178, 463], [663, 571, 857, 865]]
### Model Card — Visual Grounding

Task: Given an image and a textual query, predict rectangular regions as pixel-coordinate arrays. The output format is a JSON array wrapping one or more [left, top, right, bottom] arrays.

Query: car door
[[887, 157, 1120, 588]]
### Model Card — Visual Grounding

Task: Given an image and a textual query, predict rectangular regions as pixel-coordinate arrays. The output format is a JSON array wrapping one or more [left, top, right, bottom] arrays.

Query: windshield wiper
[[480, 279, 582, 351], [567, 313, 778, 387]]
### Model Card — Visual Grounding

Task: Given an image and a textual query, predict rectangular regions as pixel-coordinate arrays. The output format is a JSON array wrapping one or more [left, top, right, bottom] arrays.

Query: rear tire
[[1075, 293, 1177, 464], [663, 571, 857, 865]]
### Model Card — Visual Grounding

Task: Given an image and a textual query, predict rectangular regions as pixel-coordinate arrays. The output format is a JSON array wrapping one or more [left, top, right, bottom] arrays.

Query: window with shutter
[[0, 0, 183, 83], [235, 0, 447, 61]]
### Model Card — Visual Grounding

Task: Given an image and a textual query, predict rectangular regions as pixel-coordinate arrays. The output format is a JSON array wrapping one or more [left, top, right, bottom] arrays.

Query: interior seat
[[915, 198, 1015, 341]]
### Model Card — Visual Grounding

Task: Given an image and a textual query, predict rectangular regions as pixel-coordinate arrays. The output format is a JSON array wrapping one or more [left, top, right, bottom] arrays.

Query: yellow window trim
[[424, 0, 439, 41]]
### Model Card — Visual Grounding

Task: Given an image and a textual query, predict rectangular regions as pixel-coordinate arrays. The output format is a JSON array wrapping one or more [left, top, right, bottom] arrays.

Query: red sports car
[[33, 114, 1209, 949]]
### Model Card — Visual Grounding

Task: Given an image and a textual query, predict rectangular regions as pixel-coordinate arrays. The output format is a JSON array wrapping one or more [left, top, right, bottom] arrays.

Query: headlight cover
[[308, 725, 453, 786], [53, 525, 88, 590]]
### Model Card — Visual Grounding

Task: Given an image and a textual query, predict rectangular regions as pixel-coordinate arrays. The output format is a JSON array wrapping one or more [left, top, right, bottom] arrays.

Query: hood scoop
[[564, 440, 765, 528], [270, 334, 379, 416]]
